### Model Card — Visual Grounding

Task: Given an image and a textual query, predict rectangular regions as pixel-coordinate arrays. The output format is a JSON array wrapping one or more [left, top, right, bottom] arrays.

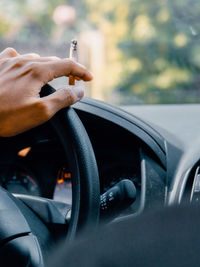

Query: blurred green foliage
[[86, 0, 200, 104], [0, 0, 200, 104]]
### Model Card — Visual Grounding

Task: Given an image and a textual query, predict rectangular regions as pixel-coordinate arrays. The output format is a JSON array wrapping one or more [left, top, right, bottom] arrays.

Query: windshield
[[0, 0, 199, 105]]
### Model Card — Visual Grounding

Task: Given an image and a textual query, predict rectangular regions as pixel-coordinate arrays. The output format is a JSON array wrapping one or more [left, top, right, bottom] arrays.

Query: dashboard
[[0, 139, 73, 204], [0, 122, 143, 210], [0, 97, 167, 222], [0, 98, 199, 221], [122, 104, 200, 205], [0, 96, 200, 267]]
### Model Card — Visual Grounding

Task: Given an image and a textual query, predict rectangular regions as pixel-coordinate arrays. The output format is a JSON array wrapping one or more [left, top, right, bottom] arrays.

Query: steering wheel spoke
[[14, 194, 70, 240]]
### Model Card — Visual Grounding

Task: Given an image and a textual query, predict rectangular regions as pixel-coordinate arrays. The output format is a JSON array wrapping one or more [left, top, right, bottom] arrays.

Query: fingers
[[0, 47, 19, 59], [0, 84, 83, 137], [0, 49, 40, 60], [0, 49, 60, 62], [24, 87, 84, 136], [21, 53, 41, 59], [39, 59, 93, 84], [21, 54, 60, 61], [41, 86, 84, 118], [0, 48, 93, 83]]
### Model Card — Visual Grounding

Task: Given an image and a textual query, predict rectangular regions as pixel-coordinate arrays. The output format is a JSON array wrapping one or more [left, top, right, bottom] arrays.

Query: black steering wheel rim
[[40, 84, 100, 240], [0, 84, 100, 265]]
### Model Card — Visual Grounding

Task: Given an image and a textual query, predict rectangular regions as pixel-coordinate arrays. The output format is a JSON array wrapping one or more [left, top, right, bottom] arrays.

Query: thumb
[[40, 86, 84, 119]]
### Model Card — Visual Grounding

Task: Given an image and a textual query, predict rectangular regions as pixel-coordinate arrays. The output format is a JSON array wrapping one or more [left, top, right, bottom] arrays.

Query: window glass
[[0, 0, 199, 104]]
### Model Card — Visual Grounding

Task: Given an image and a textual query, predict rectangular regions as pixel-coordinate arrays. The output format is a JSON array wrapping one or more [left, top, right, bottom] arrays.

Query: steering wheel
[[0, 84, 100, 266]]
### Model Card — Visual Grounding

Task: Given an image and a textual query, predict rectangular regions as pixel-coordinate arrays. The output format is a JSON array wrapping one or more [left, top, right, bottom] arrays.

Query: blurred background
[[0, 0, 200, 105]]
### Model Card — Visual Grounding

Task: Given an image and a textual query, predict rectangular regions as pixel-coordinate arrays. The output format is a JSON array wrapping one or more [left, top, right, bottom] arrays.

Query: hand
[[0, 48, 93, 137]]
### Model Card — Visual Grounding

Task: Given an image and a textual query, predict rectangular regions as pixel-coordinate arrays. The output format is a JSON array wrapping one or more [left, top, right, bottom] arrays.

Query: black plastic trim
[[74, 98, 166, 168]]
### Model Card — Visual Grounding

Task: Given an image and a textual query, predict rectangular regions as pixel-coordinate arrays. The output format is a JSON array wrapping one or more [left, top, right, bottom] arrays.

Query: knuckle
[[28, 62, 39, 70], [4, 47, 18, 57], [0, 58, 9, 65], [26, 62, 41, 77], [0, 57, 26, 70], [49, 56, 60, 60], [12, 57, 26, 68], [30, 53, 40, 58]]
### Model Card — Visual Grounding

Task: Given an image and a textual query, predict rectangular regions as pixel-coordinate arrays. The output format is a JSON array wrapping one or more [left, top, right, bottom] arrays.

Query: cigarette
[[69, 39, 78, 86]]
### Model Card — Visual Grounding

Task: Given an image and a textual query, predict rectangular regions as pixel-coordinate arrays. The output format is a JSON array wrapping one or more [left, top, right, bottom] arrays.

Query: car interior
[[0, 0, 200, 266]]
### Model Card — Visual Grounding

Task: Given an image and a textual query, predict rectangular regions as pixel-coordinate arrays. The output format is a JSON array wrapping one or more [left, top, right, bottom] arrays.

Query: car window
[[0, 0, 199, 105]]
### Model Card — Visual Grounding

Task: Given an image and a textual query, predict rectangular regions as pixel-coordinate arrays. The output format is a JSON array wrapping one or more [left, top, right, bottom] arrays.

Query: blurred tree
[[0, 0, 200, 104], [0, 0, 78, 42], [86, 0, 200, 104]]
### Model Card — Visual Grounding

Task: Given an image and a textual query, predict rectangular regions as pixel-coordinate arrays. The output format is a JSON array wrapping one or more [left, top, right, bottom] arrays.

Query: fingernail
[[73, 86, 84, 99], [89, 71, 94, 80]]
